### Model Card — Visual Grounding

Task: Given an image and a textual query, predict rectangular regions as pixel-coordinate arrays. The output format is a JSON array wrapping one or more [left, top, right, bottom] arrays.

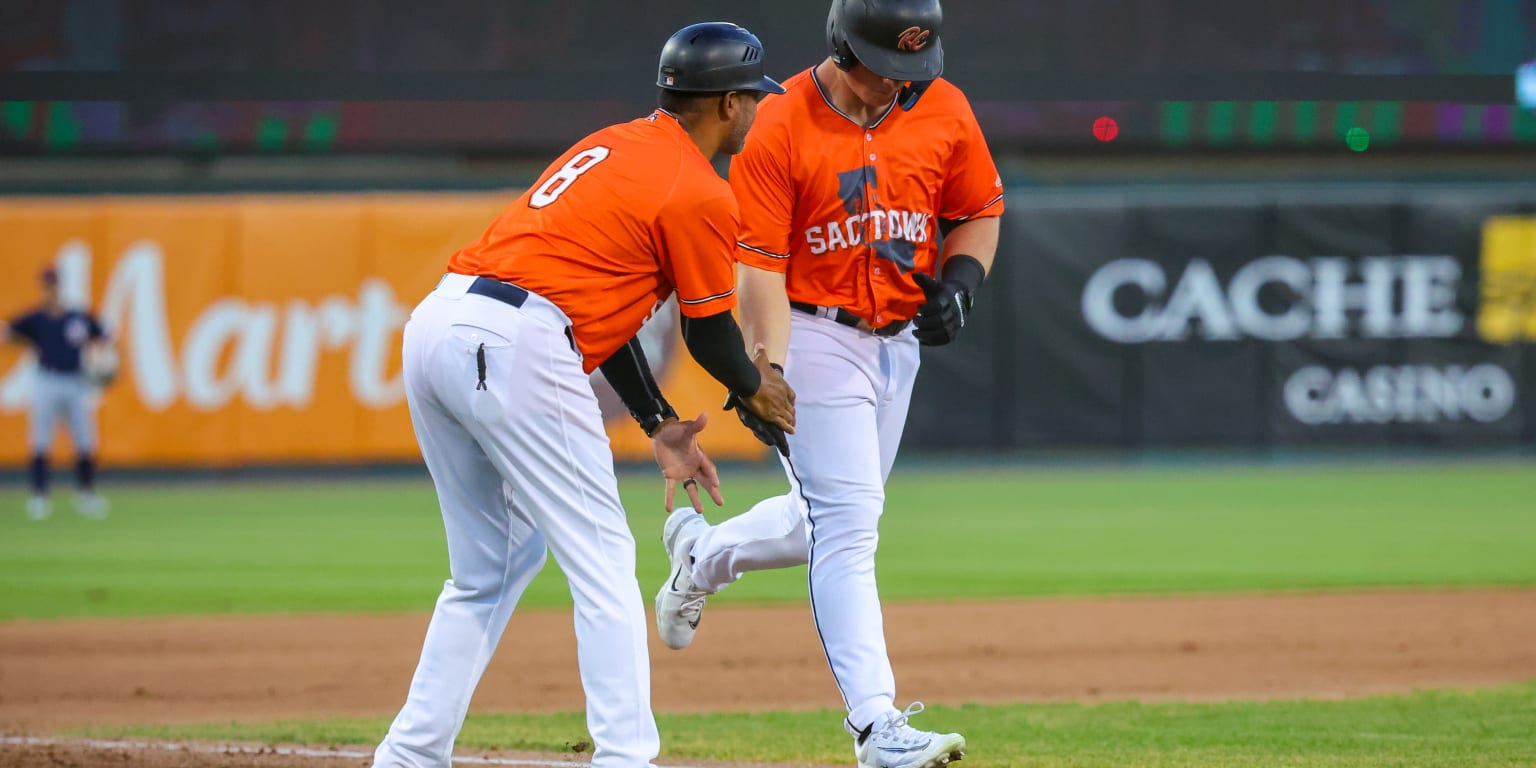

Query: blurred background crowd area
[[4, 0, 1527, 73], [1, 0, 1533, 159]]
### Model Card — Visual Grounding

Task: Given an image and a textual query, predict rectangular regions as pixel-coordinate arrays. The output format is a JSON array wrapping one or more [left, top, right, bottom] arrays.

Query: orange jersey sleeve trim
[[736, 241, 790, 273], [949, 191, 1005, 222]]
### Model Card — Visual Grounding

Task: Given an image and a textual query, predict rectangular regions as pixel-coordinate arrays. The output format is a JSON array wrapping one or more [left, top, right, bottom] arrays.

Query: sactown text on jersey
[[804, 209, 931, 255]]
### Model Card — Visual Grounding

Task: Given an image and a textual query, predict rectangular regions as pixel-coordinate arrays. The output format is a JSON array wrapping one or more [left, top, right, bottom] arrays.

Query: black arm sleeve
[[679, 310, 762, 396], [942, 253, 987, 294], [597, 336, 676, 435]]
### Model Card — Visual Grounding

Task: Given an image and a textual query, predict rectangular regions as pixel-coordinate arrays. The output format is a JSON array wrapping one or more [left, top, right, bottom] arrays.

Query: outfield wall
[[2, 185, 1534, 467], [0, 193, 769, 466]]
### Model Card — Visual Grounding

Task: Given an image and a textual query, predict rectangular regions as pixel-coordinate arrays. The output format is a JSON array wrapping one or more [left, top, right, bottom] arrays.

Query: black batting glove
[[724, 390, 790, 457], [724, 361, 790, 457], [911, 272, 973, 346]]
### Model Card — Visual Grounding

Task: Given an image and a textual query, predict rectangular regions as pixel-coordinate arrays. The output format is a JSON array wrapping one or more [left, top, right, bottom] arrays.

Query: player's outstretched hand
[[738, 348, 795, 435], [912, 272, 971, 346], [652, 413, 725, 512]]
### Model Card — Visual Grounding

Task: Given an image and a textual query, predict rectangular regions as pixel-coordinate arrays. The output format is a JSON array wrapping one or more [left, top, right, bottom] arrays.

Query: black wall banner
[[905, 185, 1536, 452]]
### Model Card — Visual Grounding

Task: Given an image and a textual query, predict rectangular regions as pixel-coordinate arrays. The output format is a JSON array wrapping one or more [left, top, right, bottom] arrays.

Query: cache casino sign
[[1073, 213, 1535, 441]]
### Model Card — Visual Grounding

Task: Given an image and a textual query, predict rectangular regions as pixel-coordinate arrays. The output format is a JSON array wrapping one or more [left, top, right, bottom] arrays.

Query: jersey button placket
[[865, 131, 880, 322]]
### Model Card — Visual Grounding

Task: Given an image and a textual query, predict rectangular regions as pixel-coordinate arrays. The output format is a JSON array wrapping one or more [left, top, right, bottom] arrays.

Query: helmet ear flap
[[826, 1, 857, 70], [831, 37, 857, 70]]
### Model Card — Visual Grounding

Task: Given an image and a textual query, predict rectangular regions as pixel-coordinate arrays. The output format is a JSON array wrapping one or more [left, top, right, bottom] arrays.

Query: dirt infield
[[3, 590, 1535, 765]]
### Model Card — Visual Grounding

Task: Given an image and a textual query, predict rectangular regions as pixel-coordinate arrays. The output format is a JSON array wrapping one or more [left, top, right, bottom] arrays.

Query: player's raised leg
[[686, 492, 808, 594], [656, 493, 806, 648]]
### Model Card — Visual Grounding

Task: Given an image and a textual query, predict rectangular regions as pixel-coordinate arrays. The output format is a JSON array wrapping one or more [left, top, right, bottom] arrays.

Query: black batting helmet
[[657, 22, 785, 95], [827, 0, 944, 82]]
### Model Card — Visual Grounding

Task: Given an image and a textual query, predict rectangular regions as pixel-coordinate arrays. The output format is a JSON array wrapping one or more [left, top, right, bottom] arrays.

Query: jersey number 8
[[528, 147, 612, 208]]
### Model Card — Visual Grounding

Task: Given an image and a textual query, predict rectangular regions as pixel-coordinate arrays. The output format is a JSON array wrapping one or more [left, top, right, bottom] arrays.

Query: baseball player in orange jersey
[[654, 2, 1000, 767], [373, 23, 793, 768]]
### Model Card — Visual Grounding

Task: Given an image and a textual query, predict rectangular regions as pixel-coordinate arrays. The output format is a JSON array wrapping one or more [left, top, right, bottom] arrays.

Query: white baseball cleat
[[654, 507, 711, 650], [26, 495, 51, 521], [855, 703, 966, 768], [74, 492, 109, 520]]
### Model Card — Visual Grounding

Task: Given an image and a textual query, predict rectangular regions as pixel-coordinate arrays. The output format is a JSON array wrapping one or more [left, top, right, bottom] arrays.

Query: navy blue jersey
[[8, 308, 106, 374]]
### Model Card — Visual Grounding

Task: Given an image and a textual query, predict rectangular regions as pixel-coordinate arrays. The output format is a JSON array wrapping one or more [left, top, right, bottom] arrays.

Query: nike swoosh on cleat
[[670, 566, 684, 592], [879, 741, 932, 754]]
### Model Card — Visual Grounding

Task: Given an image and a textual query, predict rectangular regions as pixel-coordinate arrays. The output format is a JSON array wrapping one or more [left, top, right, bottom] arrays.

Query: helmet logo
[[896, 27, 931, 52]]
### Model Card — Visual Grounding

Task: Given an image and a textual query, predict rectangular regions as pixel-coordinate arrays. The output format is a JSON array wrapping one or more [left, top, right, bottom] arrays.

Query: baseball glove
[[84, 344, 120, 388]]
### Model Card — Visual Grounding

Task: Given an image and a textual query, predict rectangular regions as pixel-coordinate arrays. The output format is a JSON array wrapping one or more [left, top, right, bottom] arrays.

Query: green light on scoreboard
[[1346, 126, 1371, 152]]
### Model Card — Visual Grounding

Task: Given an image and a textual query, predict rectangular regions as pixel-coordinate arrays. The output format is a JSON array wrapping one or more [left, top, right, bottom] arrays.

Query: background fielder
[[3, 267, 113, 521]]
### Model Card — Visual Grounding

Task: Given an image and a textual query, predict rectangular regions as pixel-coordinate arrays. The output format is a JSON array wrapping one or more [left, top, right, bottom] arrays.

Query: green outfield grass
[[2, 461, 1534, 620], [84, 681, 1536, 767]]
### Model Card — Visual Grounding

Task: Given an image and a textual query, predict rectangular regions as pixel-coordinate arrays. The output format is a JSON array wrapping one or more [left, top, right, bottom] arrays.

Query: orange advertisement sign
[[0, 194, 768, 467]]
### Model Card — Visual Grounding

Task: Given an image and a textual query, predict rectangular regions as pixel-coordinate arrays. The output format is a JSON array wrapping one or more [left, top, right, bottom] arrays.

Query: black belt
[[466, 276, 529, 308], [790, 302, 909, 337], [465, 276, 578, 353]]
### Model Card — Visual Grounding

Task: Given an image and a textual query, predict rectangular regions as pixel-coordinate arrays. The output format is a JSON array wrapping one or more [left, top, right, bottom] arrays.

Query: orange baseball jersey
[[731, 69, 1004, 326], [448, 110, 740, 372]]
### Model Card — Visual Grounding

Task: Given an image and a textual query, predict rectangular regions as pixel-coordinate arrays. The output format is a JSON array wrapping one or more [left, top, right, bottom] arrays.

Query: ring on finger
[[682, 478, 697, 490]]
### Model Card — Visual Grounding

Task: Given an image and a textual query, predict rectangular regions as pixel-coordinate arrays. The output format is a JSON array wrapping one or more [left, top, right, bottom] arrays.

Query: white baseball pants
[[685, 310, 920, 735], [29, 369, 95, 453], [374, 273, 658, 768]]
